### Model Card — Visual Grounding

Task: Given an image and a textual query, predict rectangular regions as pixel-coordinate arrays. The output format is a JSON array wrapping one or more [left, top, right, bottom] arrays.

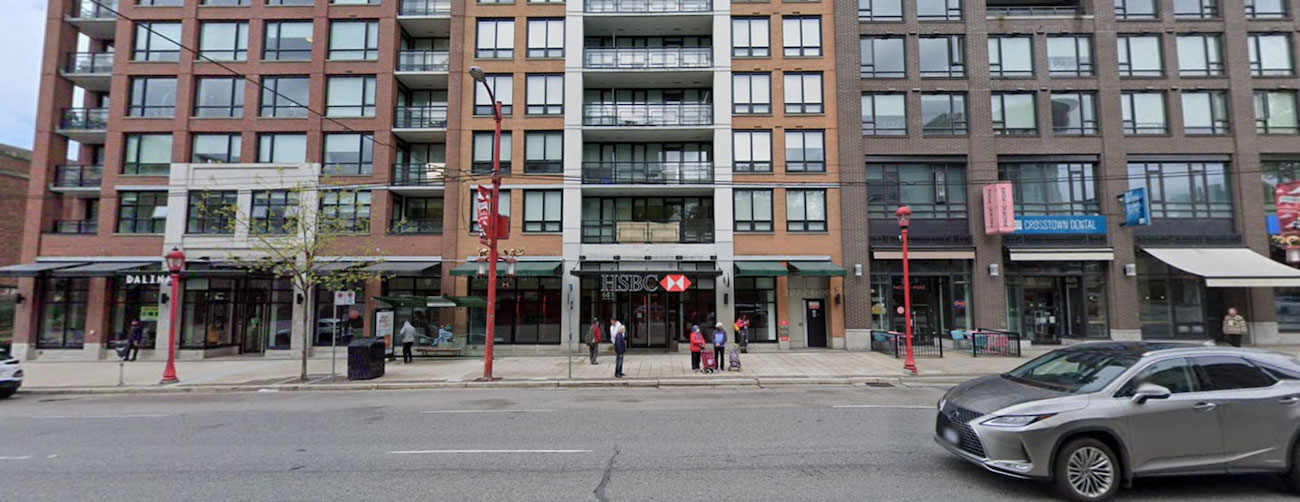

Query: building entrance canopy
[[1143, 247, 1300, 287]]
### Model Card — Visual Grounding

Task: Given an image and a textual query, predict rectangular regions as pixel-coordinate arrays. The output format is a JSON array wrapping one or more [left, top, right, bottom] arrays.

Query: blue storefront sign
[[1013, 215, 1108, 235], [1122, 187, 1151, 227]]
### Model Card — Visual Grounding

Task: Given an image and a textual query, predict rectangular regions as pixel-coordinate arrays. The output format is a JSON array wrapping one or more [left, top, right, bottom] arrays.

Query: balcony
[[584, 47, 712, 70], [391, 163, 446, 187], [986, 0, 1083, 18], [397, 0, 451, 37], [66, 0, 117, 39], [583, 103, 712, 127], [395, 50, 450, 89], [392, 105, 448, 142], [51, 219, 98, 235], [390, 219, 443, 235], [61, 52, 114, 92], [51, 165, 103, 193], [585, 0, 711, 12], [56, 108, 109, 144], [582, 161, 713, 185], [582, 219, 714, 244]]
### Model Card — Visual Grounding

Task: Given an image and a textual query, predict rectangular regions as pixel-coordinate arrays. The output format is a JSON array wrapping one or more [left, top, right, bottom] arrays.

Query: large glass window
[[861, 93, 906, 136], [991, 92, 1037, 135], [736, 277, 778, 343], [859, 0, 903, 21], [325, 76, 377, 117], [523, 190, 562, 232], [133, 22, 182, 62], [1115, 0, 1158, 19], [38, 278, 88, 349], [1050, 92, 1098, 135], [109, 278, 160, 350], [1118, 35, 1164, 77], [783, 73, 823, 114], [866, 163, 968, 219], [1249, 33, 1294, 76], [1182, 91, 1230, 134], [257, 133, 307, 163], [732, 17, 770, 57], [198, 22, 248, 61], [1122, 91, 1168, 134], [524, 131, 563, 174], [527, 19, 564, 58], [474, 74, 513, 115], [1256, 90, 1299, 134], [525, 74, 563, 115], [123, 133, 172, 176], [734, 130, 773, 172], [390, 196, 443, 234], [116, 191, 168, 233], [784, 130, 825, 172], [186, 190, 237, 234], [129, 77, 178, 117], [192, 134, 241, 163], [310, 281, 368, 347], [917, 0, 962, 20], [1128, 161, 1232, 218], [786, 189, 826, 232], [988, 36, 1034, 78], [468, 277, 561, 345], [329, 20, 380, 60], [1175, 0, 1219, 18], [263, 21, 313, 61], [319, 190, 372, 233], [860, 37, 905, 78], [322, 133, 375, 175], [1047, 35, 1093, 77], [782, 16, 821, 57], [193, 77, 243, 118], [1176, 34, 1224, 77], [999, 162, 1100, 215], [260, 76, 309, 118], [921, 93, 967, 136], [918, 36, 964, 77], [251, 190, 298, 234], [472, 131, 512, 173], [734, 189, 773, 232], [733, 73, 772, 114], [1246, 0, 1289, 18], [477, 18, 515, 59]]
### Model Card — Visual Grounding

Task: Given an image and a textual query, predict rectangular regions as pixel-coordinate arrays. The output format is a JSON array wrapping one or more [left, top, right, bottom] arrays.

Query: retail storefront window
[[182, 278, 237, 349], [38, 277, 88, 349], [1136, 253, 1211, 339], [868, 260, 971, 334], [384, 276, 441, 343], [110, 277, 160, 348], [315, 282, 368, 346], [469, 277, 561, 344], [1005, 262, 1109, 343], [735, 277, 776, 342]]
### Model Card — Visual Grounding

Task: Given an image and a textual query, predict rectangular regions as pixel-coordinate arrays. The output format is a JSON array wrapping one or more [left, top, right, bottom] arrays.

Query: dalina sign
[[125, 274, 167, 286]]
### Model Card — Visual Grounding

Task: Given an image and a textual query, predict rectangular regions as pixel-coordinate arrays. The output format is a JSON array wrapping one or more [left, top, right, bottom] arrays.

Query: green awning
[[373, 295, 484, 309], [788, 261, 848, 277], [449, 261, 561, 277], [445, 296, 487, 308], [735, 261, 789, 277], [448, 262, 479, 276]]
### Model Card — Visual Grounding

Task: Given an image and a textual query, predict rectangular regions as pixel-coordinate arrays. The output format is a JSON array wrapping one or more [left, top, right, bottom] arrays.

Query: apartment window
[[523, 190, 562, 232], [732, 18, 770, 57], [186, 191, 237, 234], [1245, 0, 1289, 18], [526, 75, 563, 115], [470, 189, 510, 233], [524, 131, 563, 174], [322, 133, 375, 175], [1050, 92, 1098, 135], [1047, 35, 1093, 77], [783, 73, 823, 114], [117, 191, 168, 234], [527, 19, 564, 58], [192, 134, 241, 163], [988, 36, 1034, 78], [268, 0, 315, 4], [251, 190, 298, 235], [919, 93, 967, 136], [259, 76, 309, 117], [474, 74, 513, 115], [202, 0, 251, 4], [390, 196, 442, 235], [1118, 35, 1163, 77], [263, 21, 313, 61], [866, 163, 968, 219], [198, 22, 248, 61], [733, 73, 772, 114], [734, 130, 773, 172], [325, 76, 377, 117], [1122, 92, 1169, 134], [1249, 33, 1294, 76], [332, 0, 381, 3], [133, 22, 182, 62], [860, 37, 905, 78], [734, 189, 774, 232], [1000, 162, 1100, 216], [1256, 90, 1300, 134], [140, 0, 185, 5], [786, 189, 826, 232], [473, 131, 513, 173], [319, 191, 372, 233], [1177, 34, 1224, 76], [329, 20, 379, 60], [784, 130, 825, 172], [918, 0, 962, 20], [477, 19, 515, 59], [193, 77, 243, 118], [861, 94, 906, 136], [257, 133, 307, 163], [1182, 91, 1230, 134], [859, 0, 902, 21], [128, 77, 177, 117], [1115, 0, 1157, 19], [918, 36, 964, 77], [991, 93, 1037, 135], [123, 133, 173, 176], [1128, 161, 1231, 219], [782, 17, 821, 57], [1174, 0, 1219, 18]]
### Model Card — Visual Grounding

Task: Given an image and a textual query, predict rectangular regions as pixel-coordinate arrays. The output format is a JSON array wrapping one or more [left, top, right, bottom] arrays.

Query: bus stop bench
[[413, 347, 462, 357]]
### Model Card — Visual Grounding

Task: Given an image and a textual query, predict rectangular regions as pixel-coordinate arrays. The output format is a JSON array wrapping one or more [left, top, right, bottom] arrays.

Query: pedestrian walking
[[712, 322, 727, 371], [587, 317, 602, 365], [1223, 307, 1248, 347], [399, 320, 417, 363], [611, 319, 627, 378], [689, 324, 705, 372], [126, 320, 143, 361]]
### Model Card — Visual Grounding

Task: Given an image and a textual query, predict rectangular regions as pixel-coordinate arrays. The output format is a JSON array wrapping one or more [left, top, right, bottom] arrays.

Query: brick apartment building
[[0, 144, 32, 345]]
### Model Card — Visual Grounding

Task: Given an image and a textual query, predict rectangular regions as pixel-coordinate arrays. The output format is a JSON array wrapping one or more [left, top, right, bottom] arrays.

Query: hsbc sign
[[600, 274, 692, 293], [659, 274, 691, 292]]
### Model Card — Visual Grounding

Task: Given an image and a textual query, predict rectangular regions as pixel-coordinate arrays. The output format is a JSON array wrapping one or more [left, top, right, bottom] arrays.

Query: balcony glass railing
[[394, 105, 449, 129], [986, 6, 1081, 16], [582, 219, 714, 244], [584, 47, 712, 69], [399, 0, 452, 16], [583, 103, 712, 126], [59, 108, 109, 130], [585, 0, 711, 13], [65, 52, 114, 74], [52, 219, 98, 235], [582, 161, 713, 184], [390, 219, 443, 235], [397, 50, 450, 72], [53, 165, 103, 188], [74, 0, 117, 19], [391, 163, 446, 186]]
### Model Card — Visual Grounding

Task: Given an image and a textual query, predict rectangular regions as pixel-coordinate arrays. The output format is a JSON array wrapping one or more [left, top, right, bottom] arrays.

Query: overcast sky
[[0, 1, 49, 150]]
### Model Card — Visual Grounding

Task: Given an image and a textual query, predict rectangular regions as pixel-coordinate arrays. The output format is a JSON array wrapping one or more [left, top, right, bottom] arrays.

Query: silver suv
[[935, 342, 1300, 501]]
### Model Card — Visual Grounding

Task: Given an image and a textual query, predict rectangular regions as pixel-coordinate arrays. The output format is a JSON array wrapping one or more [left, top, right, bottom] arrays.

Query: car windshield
[[1004, 349, 1140, 394]]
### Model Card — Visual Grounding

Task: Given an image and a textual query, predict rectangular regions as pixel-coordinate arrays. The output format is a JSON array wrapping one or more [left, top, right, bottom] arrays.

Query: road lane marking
[[38, 414, 171, 419], [419, 409, 555, 414], [0, 456, 32, 460], [832, 405, 935, 409], [388, 450, 592, 454]]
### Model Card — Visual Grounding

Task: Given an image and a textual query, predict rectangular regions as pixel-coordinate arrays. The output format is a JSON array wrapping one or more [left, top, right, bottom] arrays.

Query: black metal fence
[[870, 330, 944, 358], [970, 330, 1022, 357]]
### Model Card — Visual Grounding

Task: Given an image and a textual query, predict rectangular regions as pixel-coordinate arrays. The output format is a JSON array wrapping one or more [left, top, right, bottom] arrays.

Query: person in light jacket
[[400, 320, 417, 363], [712, 322, 727, 370], [611, 319, 627, 378], [688, 325, 706, 372], [1222, 307, 1248, 347]]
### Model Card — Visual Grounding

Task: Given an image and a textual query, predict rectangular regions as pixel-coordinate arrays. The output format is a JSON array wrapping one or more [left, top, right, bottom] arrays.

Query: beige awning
[[1143, 247, 1300, 288], [872, 249, 975, 260], [1009, 248, 1115, 262]]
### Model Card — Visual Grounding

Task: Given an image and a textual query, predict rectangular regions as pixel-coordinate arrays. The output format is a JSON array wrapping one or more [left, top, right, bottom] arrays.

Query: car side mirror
[[1132, 383, 1172, 404]]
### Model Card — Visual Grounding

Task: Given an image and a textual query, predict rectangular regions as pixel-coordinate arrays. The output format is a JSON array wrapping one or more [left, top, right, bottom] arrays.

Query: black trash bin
[[347, 338, 386, 380]]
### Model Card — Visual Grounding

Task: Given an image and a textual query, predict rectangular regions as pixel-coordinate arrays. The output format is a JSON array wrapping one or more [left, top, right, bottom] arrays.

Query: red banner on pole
[[982, 182, 1015, 235], [475, 186, 492, 246], [1278, 181, 1300, 239]]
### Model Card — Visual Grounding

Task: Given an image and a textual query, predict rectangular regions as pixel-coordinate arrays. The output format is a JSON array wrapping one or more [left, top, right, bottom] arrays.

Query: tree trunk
[[301, 283, 312, 381]]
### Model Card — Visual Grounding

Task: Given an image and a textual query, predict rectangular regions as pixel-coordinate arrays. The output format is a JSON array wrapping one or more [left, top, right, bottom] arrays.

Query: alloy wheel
[[1066, 445, 1114, 499]]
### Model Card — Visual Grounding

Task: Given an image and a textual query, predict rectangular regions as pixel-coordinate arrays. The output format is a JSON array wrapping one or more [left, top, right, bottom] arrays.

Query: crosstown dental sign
[[1013, 215, 1107, 235]]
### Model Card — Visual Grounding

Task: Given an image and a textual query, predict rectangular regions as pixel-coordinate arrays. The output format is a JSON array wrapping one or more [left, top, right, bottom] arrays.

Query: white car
[[0, 353, 21, 399]]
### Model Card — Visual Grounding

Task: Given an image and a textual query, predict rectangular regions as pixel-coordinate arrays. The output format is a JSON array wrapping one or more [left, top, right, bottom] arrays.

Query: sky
[[0, 0, 48, 150]]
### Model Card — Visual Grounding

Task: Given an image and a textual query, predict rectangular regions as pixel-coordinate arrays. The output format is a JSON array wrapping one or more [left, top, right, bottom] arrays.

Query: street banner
[[1013, 215, 1107, 235], [1276, 181, 1300, 238], [475, 186, 492, 246], [982, 182, 1015, 235], [1121, 187, 1151, 227]]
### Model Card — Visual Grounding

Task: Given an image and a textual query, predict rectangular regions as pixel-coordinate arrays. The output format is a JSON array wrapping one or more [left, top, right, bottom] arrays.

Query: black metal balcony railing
[[399, 0, 452, 16], [52, 219, 98, 235], [584, 47, 712, 69], [65, 52, 114, 74], [74, 0, 117, 19], [987, 6, 1081, 16], [581, 219, 714, 244], [59, 108, 109, 130], [582, 161, 714, 184], [583, 103, 712, 127], [53, 165, 103, 188], [585, 0, 712, 13], [390, 219, 443, 235], [394, 105, 449, 129], [391, 163, 447, 186], [397, 50, 450, 72]]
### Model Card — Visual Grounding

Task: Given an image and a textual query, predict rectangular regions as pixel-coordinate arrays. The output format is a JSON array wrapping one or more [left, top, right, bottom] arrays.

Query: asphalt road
[[0, 386, 1292, 501]]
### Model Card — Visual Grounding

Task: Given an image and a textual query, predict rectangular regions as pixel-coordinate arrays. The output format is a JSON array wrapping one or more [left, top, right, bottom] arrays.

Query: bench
[[413, 346, 463, 357]]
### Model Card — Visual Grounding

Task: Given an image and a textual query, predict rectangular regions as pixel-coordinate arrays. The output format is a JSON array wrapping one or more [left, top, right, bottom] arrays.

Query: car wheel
[[1282, 438, 1300, 494], [0, 388, 14, 399], [1054, 438, 1120, 502]]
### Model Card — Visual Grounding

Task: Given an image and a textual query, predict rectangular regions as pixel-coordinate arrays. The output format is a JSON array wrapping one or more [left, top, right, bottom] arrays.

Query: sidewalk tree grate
[[864, 382, 894, 388]]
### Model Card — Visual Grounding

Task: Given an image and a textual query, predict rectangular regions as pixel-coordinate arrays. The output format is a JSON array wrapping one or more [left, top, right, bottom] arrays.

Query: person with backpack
[[712, 322, 727, 371], [688, 325, 705, 372], [587, 317, 602, 365]]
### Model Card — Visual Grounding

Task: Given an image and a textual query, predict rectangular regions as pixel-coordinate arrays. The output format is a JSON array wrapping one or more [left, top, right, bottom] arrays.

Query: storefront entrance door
[[1022, 277, 1064, 344], [805, 300, 827, 347], [606, 291, 675, 349], [889, 276, 950, 335]]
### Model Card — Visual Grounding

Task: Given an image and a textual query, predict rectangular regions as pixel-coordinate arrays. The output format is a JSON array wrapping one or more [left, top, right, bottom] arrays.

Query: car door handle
[[1193, 402, 1218, 412], [1280, 397, 1300, 406]]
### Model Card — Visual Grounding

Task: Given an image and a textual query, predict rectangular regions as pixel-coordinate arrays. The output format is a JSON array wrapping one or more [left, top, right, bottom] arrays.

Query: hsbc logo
[[600, 273, 692, 292], [659, 274, 691, 292]]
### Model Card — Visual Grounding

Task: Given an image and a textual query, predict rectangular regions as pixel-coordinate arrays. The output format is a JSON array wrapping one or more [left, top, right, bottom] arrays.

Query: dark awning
[[374, 295, 485, 308], [788, 261, 848, 277], [0, 262, 86, 277], [568, 269, 723, 277], [315, 261, 366, 273], [450, 261, 562, 277], [735, 261, 789, 277], [361, 261, 439, 274], [53, 261, 157, 277]]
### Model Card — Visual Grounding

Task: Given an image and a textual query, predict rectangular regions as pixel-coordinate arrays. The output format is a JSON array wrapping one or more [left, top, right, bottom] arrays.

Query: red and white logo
[[659, 274, 692, 292]]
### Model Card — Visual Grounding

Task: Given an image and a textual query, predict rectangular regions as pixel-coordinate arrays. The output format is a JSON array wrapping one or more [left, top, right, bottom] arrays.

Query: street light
[[160, 247, 185, 384], [470, 66, 502, 381], [895, 206, 917, 375]]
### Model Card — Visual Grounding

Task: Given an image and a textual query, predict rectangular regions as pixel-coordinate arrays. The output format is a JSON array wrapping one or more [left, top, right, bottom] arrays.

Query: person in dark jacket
[[126, 320, 143, 361], [712, 322, 727, 370], [612, 319, 627, 378], [587, 317, 602, 365]]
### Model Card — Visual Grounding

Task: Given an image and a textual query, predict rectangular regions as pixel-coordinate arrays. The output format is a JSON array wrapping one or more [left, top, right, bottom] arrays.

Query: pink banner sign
[[1278, 181, 1300, 238], [983, 182, 1015, 235]]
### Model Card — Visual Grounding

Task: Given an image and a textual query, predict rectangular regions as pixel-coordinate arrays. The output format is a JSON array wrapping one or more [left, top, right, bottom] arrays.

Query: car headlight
[[982, 414, 1056, 427]]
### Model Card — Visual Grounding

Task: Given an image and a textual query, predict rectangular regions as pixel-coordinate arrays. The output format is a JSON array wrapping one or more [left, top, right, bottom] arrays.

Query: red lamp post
[[470, 66, 502, 381], [895, 206, 918, 375], [160, 247, 185, 384]]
